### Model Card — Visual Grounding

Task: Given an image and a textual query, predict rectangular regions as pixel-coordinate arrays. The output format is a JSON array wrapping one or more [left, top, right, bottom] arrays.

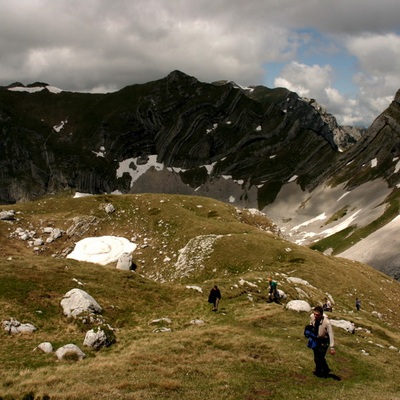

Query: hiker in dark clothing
[[208, 285, 221, 311]]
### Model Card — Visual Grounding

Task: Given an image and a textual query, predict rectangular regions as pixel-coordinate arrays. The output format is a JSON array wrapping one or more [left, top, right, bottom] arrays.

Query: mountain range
[[1, 70, 400, 279]]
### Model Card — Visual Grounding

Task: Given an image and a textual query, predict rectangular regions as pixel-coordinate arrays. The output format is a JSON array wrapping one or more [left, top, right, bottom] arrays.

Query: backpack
[[304, 324, 318, 349]]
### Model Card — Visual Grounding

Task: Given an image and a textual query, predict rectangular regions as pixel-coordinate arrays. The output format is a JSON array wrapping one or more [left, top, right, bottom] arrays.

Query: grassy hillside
[[1, 193, 400, 399]]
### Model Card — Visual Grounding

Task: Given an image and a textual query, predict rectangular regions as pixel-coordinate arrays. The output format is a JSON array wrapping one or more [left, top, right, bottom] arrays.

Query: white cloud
[[275, 62, 333, 98], [0, 0, 398, 126]]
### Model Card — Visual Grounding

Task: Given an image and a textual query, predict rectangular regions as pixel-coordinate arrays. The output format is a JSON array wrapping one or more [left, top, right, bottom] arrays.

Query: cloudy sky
[[1, 0, 399, 127]]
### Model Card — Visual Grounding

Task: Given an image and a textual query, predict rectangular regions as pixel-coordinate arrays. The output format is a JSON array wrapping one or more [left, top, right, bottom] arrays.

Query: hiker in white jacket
[[309, 305, 335, 377]]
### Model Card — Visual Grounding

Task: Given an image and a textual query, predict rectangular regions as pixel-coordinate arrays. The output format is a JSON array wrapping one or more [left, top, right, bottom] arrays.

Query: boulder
[[55, 344, 86, 361], [83, 327, 115, 350], [60, 288, 102, 317], [116, 252, 133, 271], [285, 300, 311, 313]]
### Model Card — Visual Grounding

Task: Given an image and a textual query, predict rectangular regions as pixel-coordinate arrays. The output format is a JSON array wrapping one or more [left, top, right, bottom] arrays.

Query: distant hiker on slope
[[208, 285, 221, 311], [323, 297, 332, 312], [267, 277, 280, 303]]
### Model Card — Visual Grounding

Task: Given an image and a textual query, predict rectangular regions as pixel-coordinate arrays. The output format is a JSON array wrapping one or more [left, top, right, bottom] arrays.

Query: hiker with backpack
[[305, 305, 335, 377]]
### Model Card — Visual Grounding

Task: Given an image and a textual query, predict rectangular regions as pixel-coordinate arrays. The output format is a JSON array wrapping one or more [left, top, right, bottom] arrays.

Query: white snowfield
[[67, 236, 137, 265], [8, 85, 63, 94]]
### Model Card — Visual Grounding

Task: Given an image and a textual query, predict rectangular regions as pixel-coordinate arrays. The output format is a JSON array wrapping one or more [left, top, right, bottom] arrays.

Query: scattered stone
[[372, 311, 383, 319], [186, 285, 203, 293], [36, 342, 53, 353], [190, 319, 205, 325], [152, 327, 172, 333], [239, 278, 258, 288], [3, 318, 37, 334], [295, 287, 309, 298], [286, 277, 316, 289], [0, 210, 15, 220], [66, 216, 98, 237], [45, 227, 63, 243], [104, 203, 115, 214], [55, 344, 86, 361], [72, 278, 85, 286], [33, 238, 44, 246], [149, 317, 172, 325]]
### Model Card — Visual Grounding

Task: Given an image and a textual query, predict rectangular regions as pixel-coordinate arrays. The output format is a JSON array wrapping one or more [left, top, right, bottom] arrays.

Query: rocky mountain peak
[[166, 70, 198, 85], [302, 97, 364, 150]]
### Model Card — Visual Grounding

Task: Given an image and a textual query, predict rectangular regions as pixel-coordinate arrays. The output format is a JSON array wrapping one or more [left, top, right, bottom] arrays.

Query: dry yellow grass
[[1, 193, 400, 399]]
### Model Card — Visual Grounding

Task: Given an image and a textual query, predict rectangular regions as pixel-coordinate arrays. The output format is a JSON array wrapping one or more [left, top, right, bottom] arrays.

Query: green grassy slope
[[1, 193, 400, 399]]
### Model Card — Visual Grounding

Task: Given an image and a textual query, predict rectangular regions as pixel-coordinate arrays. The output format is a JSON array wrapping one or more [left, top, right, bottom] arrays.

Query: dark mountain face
[[0, 70, 397, 209], [0, 71, 338, 205]]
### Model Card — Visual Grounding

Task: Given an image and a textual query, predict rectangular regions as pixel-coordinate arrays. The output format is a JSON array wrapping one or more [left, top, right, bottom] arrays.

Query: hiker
[[322, 297, 332, 312], [267, 277, 280, 303], [309, 305, 335, 377], [208, 285, 221, 311], [355, 298, 361, 311]]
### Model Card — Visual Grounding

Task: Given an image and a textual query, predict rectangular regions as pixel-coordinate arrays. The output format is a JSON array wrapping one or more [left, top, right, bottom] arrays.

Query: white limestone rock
[[0, 210, 15, 220], [116, 252, 133, 271], [330, 319, 355, 333], [3, 319, 37, 334], [83, 327, 115, 350], [37, 342, 53, 353], [55, 344, 86, 361], [285, 300, 311, 313], [60, 288, 102, 317]]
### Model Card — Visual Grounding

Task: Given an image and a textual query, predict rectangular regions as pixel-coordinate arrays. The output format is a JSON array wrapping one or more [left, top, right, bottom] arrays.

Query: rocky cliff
[[0, 70, 359, 206]]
